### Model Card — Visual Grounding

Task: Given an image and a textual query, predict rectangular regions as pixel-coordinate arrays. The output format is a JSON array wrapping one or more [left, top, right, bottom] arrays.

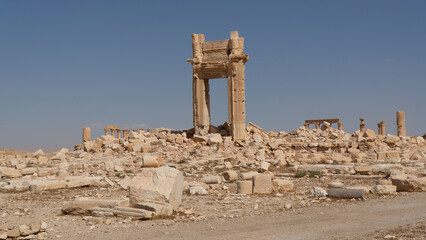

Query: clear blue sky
[[1, 1, 425, 151]]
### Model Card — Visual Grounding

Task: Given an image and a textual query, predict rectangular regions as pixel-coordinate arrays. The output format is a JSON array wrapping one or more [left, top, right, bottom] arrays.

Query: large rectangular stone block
[[129, 166, 184, 210], [252, 173, 272, 194]]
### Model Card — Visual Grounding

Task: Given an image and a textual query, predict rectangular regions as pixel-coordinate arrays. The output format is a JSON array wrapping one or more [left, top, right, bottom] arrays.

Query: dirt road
[[56, 192, 425, 240]]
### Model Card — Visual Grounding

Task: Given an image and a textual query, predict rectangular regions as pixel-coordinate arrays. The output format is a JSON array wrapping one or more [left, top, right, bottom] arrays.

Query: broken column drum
[[396, 111, 406, 137], [360, 118, 365, 133], [188, 31, 249, 140], [337, 122, 343, 131], [379, 121, 386, 136], [82, 127, 91, 143], [377, 123, 381, 135]]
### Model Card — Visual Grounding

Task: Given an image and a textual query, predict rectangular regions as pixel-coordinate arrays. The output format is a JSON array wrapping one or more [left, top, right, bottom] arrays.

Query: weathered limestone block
[[134, 201, 173, 217], [113, 207, 153, 220], [386, 151, 400, 159], [371, 164, 404, 175], [33, 149, 45, 158], [363, 129, 376, 139], [91, 207, 114, 217], [391, 175, 426, 192], [142, 154, 162, 168], [62, 197, 129, 215], [260, 161, 270, 172], [83, 127, 91, 143], [206, 133, 222, 146], [328, 188, 364, 198], [328, 181, 344, 188], [377, 152, 387, 160], [91, 138, 103, 151], [237, 180, 253, 194], [384, 134, 399, 144], [65, 176, 106, 188], [372, 185, 397, 195], [18, 224, 31, 236], [193, 135, 207, 143], [6, 227, 20, 238], [129, 167, 184, 210], [252, 133, 263, 143], [29, 180, 67, 192], [354, 165, 372, 175], [0, 167, 22, 178], [252, 173, 272, 194], [273, 179, 294, 192]]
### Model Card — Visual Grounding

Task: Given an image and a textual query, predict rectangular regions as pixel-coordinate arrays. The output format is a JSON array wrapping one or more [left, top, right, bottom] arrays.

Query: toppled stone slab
[[272, 179, 294, 192], [62, 197, 129, 215], [113, 206, 153, 220], [391, 175, 426, 192], [91, 207, 114, 217], [134, 201, 173, 217], [129, 166, 184, 210], [0, 167, 22, 178], [328, 188, 365, 198]]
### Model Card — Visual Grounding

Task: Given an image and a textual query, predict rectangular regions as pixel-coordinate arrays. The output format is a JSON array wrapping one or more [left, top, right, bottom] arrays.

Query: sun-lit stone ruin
[[82, 127, 91, 143], [397, 110, 406, 137], [377, 121, 386, 136], [359, 118, 366, 133], [188, 31, 249, 141], [1, 30, 426, 239], [304, 119, 342, 131]]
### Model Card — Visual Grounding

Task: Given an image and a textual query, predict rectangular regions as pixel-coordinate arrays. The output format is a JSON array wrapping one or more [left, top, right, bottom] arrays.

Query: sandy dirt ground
[[1, 187, 425, 240]]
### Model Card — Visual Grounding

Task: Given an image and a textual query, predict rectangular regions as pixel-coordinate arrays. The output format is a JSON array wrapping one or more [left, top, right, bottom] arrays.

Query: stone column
[[123, 130, 130, 139], [116, 129, 121, 139], [193, 77, 210, 136], [111, 129, 116, 138], [190, 33, 210, 136], [337, 122, 343, 131], [104, 128, 109, 136], [380, 121, 386, 136], [304, 123, 309, 129], [377, 123, 381, 135], [314, 123, 320, 130], [83, 127, 91, 143], [228, 31, 247, 141], [360, 118, 365, 133], [397, 111, 406, 137]]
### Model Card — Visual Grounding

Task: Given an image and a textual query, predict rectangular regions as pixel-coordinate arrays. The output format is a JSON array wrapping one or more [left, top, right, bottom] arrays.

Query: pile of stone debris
[[0, 122, 425, 224], [0, 221, 47, 240]]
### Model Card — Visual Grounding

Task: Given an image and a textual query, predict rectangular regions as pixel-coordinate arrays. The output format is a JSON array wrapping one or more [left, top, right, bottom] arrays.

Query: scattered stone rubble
[[0, 221, 47, 240], [1, 116, 425, 226]]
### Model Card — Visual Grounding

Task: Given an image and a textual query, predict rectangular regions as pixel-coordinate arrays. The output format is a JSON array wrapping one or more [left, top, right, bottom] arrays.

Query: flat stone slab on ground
[[328, 188, 365, 198]]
